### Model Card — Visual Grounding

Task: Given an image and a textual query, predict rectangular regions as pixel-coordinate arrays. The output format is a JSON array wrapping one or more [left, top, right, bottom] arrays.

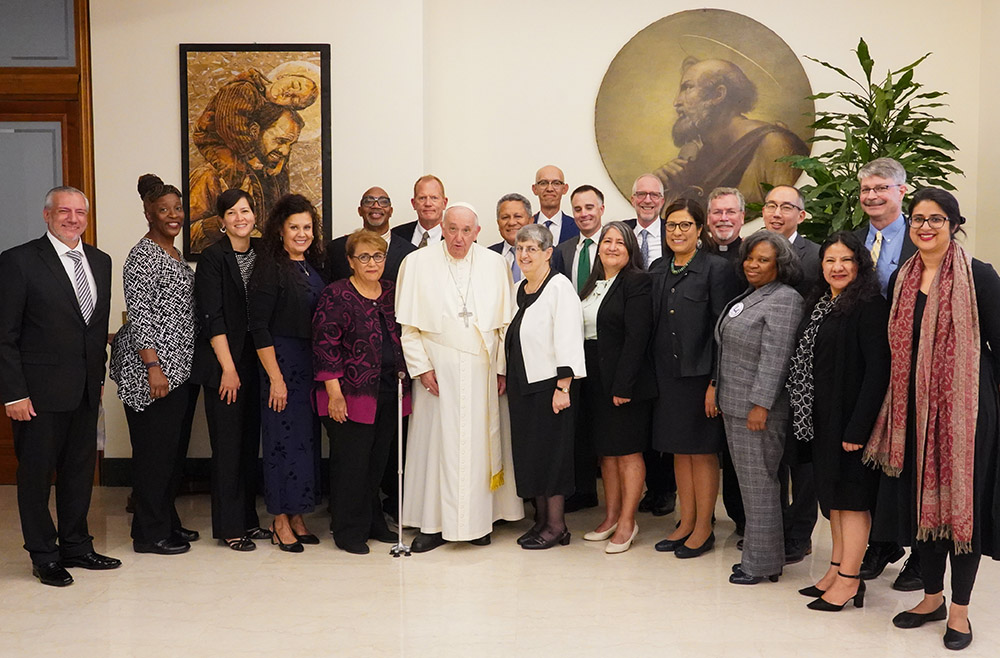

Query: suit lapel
[[36, 237, 85, 323]]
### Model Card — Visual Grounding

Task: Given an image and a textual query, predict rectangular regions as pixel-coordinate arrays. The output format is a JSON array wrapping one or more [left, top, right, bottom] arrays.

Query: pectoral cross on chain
[[458, 305, 473, 327]]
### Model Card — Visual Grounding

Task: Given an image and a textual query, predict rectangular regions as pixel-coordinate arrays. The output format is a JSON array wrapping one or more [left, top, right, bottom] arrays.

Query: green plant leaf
[[856, 38, 874, 83]]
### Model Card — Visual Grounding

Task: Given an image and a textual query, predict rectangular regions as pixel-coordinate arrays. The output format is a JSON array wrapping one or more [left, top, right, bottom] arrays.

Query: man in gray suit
[[762, 184, 819, 564]]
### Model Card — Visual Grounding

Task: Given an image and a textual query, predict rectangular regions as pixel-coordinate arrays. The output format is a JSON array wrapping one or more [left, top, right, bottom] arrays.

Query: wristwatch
[[143, 360, 161, 370], [557, 385, 570, 394]]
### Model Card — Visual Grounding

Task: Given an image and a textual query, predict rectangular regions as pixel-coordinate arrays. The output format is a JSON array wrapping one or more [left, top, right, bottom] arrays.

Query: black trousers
[[13, 394, 98, 565], [780, 462, 818, 546], [644, 450, 676, 496], [917, 543, 981, 606], [572, 387, 599, 498], [125, 383, 194, 543], [721, 441, 746, 529], [204, 358, 261, 539], [324, 388, 396, 546]]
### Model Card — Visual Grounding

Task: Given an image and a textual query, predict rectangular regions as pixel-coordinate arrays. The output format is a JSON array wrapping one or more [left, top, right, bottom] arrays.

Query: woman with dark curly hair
[[249, 193, 326, 552], [786, 231, 889, 610]]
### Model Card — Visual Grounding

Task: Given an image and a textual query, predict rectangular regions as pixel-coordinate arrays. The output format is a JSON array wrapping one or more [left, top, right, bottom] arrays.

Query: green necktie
[[577, 237, 593, 293]]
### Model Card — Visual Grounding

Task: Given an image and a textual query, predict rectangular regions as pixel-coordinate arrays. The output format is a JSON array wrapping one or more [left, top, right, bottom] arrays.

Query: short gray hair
[[707, 187, 745, 212], [496, 192, 532, 219], [738, 229, 802, 288], [857, 157, 906, 185], [44, 186, 90, 212], [631, 173, 664, 196], [515, 223, 553, 251]]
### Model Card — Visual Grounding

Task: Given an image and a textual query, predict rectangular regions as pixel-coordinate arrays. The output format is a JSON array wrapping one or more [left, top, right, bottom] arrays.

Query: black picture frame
[[179, 43, 331, 259]]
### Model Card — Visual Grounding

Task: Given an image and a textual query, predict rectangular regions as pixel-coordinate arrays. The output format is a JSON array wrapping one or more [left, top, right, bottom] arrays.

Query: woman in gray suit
[[712, 230, 804, 584]]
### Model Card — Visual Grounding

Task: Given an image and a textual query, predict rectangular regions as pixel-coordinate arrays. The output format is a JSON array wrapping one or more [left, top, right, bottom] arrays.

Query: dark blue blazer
[[533, 211, 578, 244]]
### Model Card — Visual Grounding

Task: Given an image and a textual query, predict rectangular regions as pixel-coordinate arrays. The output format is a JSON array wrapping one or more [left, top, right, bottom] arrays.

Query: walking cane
[[390, 371, 411, 557]]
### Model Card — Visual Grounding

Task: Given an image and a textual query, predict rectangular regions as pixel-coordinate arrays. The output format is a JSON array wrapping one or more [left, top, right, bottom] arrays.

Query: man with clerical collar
[[395, 203, 523, 552], [325, 186, 416, 282], [391, 174, 448, 248], [532, 165, 579, 244], [854, 157, 915, 297], [707, 187, 746, 263], [623, 174, 666, 270]]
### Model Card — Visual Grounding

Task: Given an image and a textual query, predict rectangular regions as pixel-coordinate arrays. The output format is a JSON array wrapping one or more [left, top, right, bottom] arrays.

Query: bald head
[[358, 186, 393, 233], [532, 165, 568, 218]]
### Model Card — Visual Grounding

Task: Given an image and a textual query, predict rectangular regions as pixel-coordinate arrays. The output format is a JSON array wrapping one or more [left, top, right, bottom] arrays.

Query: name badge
[[728, 302, 744, 318]]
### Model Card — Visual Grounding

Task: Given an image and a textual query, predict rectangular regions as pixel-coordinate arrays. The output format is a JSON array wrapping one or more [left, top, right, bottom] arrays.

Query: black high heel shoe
[[293, 531, 320, 545], [798, 561, 840, 597], [807, 572, 865, 611], [270, 525, 304, 553], [521, 529, 570, 550]]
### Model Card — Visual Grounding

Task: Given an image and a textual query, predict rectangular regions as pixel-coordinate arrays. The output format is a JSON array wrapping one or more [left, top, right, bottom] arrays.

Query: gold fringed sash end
[[490, 469, 504, 491]]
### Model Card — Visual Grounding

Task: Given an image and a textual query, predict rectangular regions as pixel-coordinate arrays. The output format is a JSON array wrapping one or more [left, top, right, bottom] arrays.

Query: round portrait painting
[[596, 9, 814, 208]]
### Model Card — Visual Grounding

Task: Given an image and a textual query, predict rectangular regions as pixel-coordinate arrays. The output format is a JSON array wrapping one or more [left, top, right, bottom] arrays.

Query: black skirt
[[580, 340, 651, 457]]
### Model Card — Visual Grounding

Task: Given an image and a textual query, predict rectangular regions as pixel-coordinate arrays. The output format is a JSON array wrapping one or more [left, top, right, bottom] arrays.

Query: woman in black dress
[[505, 224, 586, 550], [191, 189, 269, 551], [865, 189, 1000, 651], [786, 231, 889, 610], [579, 221, 657, 554], [249, 193, 326, 552], [651, 199, 739, 559]]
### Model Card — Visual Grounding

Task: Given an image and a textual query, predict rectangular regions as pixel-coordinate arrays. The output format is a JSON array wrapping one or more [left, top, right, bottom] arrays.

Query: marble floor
[[1, 486, 997, 657]]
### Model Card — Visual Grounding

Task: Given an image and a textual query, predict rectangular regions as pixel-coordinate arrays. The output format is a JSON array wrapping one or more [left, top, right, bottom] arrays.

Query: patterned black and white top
[[234, 248, 256, 290], [110, 237, 197, 411]]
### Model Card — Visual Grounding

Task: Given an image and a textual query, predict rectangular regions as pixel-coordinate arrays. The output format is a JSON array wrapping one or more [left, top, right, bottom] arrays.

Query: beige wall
[[90, 0, 997, 457]]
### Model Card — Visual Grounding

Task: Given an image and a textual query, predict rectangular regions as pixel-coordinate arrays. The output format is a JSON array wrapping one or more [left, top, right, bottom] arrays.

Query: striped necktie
[[66, 250, 94, 322], [870, 230, 883, 269]]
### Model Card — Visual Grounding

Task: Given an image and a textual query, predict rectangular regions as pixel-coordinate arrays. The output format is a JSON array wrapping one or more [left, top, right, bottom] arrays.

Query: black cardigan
[[593, 269, 657, 400], [248, 255, 326, 348]]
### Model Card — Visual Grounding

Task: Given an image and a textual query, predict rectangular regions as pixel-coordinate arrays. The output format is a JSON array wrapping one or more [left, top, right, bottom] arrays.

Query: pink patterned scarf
[[864, 242, 980, 553]]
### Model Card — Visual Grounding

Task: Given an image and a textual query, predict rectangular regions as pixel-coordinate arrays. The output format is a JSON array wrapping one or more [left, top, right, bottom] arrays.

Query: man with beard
[[325, 187, 416, 283], [655, 58, 808, 206], [706, 187, 746, 264], [188, 106, 304, 252]]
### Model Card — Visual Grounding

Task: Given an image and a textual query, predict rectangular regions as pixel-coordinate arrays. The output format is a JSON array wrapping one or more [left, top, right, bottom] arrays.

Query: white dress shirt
[[570, 232, 600, 290], [410, 222, 443, 247], [47, 231, 97, 305], [633, 219, 662, 269]]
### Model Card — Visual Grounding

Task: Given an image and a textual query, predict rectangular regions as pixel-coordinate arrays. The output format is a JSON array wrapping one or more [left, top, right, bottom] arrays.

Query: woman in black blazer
[[651, 199, 740, 559], [249, 193, 327, 552], [787, 231, 889, 611], [191, 189, 269, 551], [578, 221, 657, 554]]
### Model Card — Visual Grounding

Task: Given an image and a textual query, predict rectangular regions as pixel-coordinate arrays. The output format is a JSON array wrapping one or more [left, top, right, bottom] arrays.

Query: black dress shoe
[[860, 541, 905, 579], [654, 533, 691, 553], [784, 540, 812, 565], [336, 541, 371, 555], [944, 621, 973, 650], [410, 532, 446, 553], [173, 527, 200, 543], [468, 533, 491, 546], [133, 538, 191, 555], [517, 528, 541, 546], [675, 533, 715, 559], [565, 492, 599, 513], [650, 493, 676, 516], [729, 564, 780, 585], [293, 532, 320, 545], [892, 600, 947, 628], [892, 555, 923, 591], [33, 562, 74, 587], [370, 526, 398, 544], [521, 529, 571, 550], [61, 552, 122, 570]]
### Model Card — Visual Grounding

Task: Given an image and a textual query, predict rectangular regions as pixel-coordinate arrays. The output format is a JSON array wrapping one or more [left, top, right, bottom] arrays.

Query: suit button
[[669, 309, 675, 314], [671, 287, 675, 293]]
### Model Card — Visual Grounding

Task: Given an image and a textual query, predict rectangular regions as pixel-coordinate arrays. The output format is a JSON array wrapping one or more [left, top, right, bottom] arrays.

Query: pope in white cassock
[[395, 203, 524, 552]]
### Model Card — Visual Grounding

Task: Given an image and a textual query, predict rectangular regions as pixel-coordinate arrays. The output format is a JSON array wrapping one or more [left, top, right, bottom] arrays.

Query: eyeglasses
[[361, 196, 391, 208], [350, 252, 386, 263], [633, 191, 663, 200], [709, 208, 741, 218], [762, 201, 802, 214], [535, 180, 564, 188], [859, 184, 901, 196], [664, 221, 696, 232], [906, 214, 948, 229], [514, 245, 543, 255]]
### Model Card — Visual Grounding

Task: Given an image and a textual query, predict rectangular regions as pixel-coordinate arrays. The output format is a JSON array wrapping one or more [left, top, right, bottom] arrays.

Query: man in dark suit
[[707, 187, 746, 264], [490, 192, 564, 284], [532, 165, 579, 245], [762, 184, 819, 564], [0, 186, 120, 587], [391, 174, 447, 248], [325, 186, 416, 282], [853, 157, 921, 591]]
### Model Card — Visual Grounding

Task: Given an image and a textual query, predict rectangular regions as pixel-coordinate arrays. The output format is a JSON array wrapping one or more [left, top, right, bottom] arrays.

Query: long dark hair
[[579, 221, 643, 299], [804, 231, 879, 316], [258, 193, 325, 273], [661, 198, 715, 254]]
